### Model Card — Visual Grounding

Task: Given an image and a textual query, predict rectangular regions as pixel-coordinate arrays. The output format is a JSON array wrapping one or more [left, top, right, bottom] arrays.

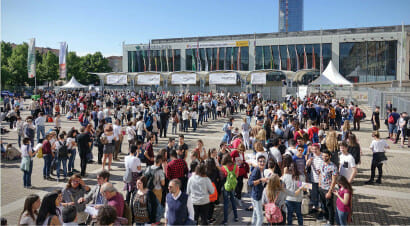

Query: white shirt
[[103, 109, 110, 118], [21, 144, 32, 157], [124, 155, 142, 173], [35, 116, 46, 126], [370, 139, 389, 153], [164, 191, 195, 221], [126, 126, 136, 141], [182, 110, 189, 120], [97, 111, 104, 121], [66, 137, 76, 149], [191, 111, 198, 120], [269, 147, 283, 163], [339, 153, 356, 180], [113, 124, 121, 140], [310, 153, 324, 183], [96, 99, 101, 107], [136, 121, 144, 136]]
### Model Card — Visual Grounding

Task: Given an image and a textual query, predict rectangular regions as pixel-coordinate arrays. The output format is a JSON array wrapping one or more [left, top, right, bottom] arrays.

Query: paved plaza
[[1, 103, 410, 225]]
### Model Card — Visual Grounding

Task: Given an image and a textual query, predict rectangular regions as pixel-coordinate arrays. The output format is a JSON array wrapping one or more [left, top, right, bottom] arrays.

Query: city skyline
[[2, 0, 410, 57]]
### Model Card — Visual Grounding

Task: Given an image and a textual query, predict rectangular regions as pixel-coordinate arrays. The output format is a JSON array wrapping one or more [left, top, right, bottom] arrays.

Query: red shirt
[[294, 130, 305, 141], [307, 126, 319, 141], [220, 164, 239, 178], [166, 159, 188, 180]]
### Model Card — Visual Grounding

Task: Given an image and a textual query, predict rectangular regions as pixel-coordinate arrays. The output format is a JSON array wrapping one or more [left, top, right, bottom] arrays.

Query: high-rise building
[[279, 0, 303, 32]]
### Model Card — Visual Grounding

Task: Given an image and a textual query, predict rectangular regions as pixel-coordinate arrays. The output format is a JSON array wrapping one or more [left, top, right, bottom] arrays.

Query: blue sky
[[2, 0, 410, 56]]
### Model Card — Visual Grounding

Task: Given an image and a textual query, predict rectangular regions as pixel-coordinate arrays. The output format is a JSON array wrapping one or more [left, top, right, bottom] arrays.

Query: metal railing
[[368, 87, 410, 119]]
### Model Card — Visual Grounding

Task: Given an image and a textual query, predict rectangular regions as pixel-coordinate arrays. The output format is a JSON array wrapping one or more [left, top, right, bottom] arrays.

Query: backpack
[[57, 141, 69, 159], [145, 116, 152, 128], [388, 115, 394, 124], [138, 146, 147, 163], [264, 195, 283, 224], [223, 165, 237, 192], [209, 182, 218, 202], [283, 127, 293, 140], [144, 166, 161, 190], [222, 123, 229, 132], [78, 113, 84, 123]]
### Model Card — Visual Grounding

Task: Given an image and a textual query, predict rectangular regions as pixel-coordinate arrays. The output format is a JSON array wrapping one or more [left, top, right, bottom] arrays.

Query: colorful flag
[[278, 46, 282, 70], [254, 33, 256, 70], [166, 49, 169, 72], [312, 46, 316, 69], [148, 42, 151, 71], [155, 56, 158, 72], [192, 49, 196, 71], [286, 46, 291, 71], [216, 48, 220, 70], [172, 49, 175, 72], [210, 48, 213, 71], [159, 50, 163, 72], [27, 38, 36, 78], [230, 47, 234, 70], [303, 45, 307, 69], [223, 48, 227, 70], [204, 48, 209, 71], [197, 41, 201, 71], [59, 42, 67, 78], [141, 50, 146, 72], [270, 46, 273, 69], [237, 47, 241, 70], [295, 45, 300, 71], [261, 46, 265, 70]]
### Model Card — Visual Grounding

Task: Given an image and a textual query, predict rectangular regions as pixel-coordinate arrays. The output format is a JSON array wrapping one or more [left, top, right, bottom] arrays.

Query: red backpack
[[264, 195, 283, 224], [78, 113, 84, 123]]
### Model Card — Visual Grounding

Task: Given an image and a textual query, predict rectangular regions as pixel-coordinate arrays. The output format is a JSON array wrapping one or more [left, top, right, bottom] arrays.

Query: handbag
[[37, 147, 43, 158]]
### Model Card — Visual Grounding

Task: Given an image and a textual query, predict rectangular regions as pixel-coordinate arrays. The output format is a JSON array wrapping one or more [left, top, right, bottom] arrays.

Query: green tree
[[1, 42, 13, 89], [6, 43, 29, 91], [37, 51, 58, 86]]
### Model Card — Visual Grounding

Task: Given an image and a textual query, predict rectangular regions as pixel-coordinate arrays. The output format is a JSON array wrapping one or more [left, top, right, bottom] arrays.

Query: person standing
[[220, 154, 239, 225], [67, 129, 78, 175], [371, 106, 380, 131], [21, 138, 38, 188], [101, 124, 117, 171], [365, 131, 389, 184], [42, 134, 54, 180], [186, 162, 214, 225], [333, 175, 353, 226], [124, 145, 142, 204], [166, 150, 189, 192], [317, 149, 338, 225], [282, 162, 304, 225], [338, 141, 357, 184], [76, 127, 92, 177], [113, 119, 123, 160], [306, 143, 323, 211], [159, 107, 170, 138], [55, 133, 69, 182], [165, 179, 195, 226], [35, 112, 46, 144], [248, 155, 267, 226]]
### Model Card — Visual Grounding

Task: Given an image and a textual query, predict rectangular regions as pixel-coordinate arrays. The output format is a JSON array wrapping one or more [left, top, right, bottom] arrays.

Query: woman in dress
[[101, 124, 118, 171]]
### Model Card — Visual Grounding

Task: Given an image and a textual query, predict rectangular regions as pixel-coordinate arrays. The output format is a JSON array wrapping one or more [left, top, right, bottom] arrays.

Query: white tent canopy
[[60, 76, 87, 89], [310, 61, 352, 86]]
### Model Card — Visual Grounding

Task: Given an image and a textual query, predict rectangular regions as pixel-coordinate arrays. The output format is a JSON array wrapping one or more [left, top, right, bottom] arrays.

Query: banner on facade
[[209, 72, 237, 85], [171, 73, 196, 85], [138, 74, 160, 85], [27, 38, 36, 78], [298, 86, 308, 99], [59, 42, 67, 79], [186, 41, 249, 49], [106, 75, 128, 85], [251, 72, 266, 85]]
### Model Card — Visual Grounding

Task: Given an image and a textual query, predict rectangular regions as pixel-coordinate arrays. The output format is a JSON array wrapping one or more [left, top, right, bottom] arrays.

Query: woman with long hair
[[62, 174, 90, 224], [262, 175, 304, 225], [241, 117, 251, 150], [130, 176, 160, 225], [341, 120, 351, 141], [204, 157, 220, 223], [101, 123, 118, 171], [220, 154, 239, 224], [19, 194, 41, 226], [230, 143, 249, 203], [282, 162, 304, 225], [36, 192, 61, 225], [325, 131, 340, 167], [347, 133, 361, 165], [194, 139, 207, 162], [66, 129, 78, 176], [333, 176, 353, 226]]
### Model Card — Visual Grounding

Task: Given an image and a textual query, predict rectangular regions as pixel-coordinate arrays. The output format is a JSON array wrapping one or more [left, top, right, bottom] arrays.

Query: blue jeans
[[286, 200, 303, 225], [246, 116, 252, 125], [251, 199, 263, 226], [68, 149, 76, 172], [172, 123, 177, 134], [192, 119, 197, 131], [37, 125, 45, 144], [183, 120, 189, 132], [18, 135, 22, 148], [335, 208, 348, 226], [43, 154, 52, 177], [57, 158, 68, 179], [310, 182, 319, 207], [223, 189, 238, 223], [23, 159, 33, 187]]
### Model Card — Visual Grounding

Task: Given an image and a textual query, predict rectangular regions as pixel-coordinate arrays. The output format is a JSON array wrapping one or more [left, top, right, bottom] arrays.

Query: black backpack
[[57, 141, 69, 159], [144, 166, 161, 190], [283, 127, 294, 140]]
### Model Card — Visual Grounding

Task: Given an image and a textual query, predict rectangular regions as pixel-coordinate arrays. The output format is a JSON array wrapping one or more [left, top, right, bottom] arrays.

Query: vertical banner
[[27, 38, 36, 78], [59, 42, 67, 78]]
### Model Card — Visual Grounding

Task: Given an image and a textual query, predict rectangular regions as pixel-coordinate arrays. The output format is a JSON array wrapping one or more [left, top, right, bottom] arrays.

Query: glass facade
[[127, 49, 180, 72], [186, 47, 249, 71], [255, 44, 331, 71], [339, 41, 397, 82], [279, 0, 303, 32]]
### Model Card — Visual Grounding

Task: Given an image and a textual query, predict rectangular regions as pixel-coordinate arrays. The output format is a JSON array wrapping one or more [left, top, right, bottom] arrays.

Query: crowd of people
[[0, 88, 408, 225]]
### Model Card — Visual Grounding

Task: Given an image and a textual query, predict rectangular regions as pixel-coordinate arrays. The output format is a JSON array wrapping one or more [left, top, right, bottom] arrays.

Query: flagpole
[[320, 28, 323, 74]]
